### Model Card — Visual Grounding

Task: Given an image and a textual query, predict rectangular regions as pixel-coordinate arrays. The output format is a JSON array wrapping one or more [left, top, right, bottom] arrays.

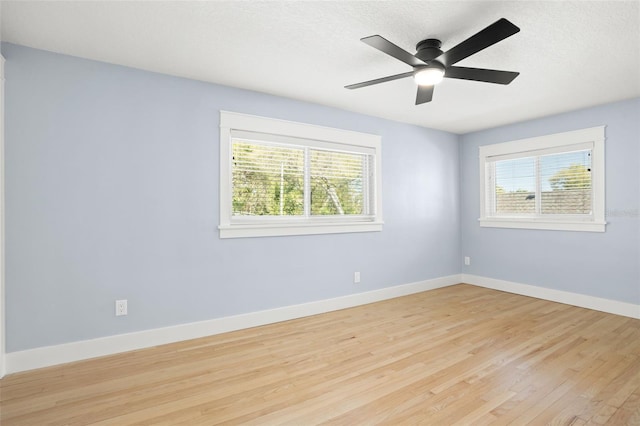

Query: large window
[[219, 112, 383, 238], [479, 126, 605, 232]]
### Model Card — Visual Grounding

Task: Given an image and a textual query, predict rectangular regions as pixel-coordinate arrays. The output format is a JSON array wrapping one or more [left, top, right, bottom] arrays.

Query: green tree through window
[[548, 164, 591, 191]]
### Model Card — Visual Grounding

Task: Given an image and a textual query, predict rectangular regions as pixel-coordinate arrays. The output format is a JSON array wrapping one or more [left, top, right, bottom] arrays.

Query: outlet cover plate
[[115, 299, 128, 316]]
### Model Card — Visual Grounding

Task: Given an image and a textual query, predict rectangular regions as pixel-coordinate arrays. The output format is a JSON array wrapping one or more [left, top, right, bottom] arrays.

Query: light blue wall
[[460, 98, 640, 304], [3, 43, 461, 352]]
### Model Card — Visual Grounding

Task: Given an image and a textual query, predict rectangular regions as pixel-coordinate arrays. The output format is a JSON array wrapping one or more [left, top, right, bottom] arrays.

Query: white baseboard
[[5, 274, 461, 374], [8, 274, 637, 374], [462, 274, 640, 319]]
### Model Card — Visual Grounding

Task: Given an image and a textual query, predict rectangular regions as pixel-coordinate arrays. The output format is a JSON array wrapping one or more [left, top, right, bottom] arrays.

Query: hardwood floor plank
[[605, 385, 640, 425]]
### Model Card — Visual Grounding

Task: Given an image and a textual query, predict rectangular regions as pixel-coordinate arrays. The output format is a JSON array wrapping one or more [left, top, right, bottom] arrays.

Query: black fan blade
[[345, 71, 413, 89], [437, 18, 520, 66], [361, 35, 425, 67], [445, 66, 519, 84], [416, 85, 434, 105]]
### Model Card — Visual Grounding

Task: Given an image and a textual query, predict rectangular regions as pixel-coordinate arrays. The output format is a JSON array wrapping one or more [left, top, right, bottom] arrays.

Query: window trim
[[479, 126, 606, 232], [219, 111, 383, 238]]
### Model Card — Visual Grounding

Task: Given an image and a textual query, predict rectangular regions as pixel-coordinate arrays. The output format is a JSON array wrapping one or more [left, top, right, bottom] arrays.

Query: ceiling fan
[[345, 18, 520, 105]]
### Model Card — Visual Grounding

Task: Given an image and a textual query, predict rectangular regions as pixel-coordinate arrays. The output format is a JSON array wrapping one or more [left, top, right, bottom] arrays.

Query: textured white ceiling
[[1, 1, 639, 134]]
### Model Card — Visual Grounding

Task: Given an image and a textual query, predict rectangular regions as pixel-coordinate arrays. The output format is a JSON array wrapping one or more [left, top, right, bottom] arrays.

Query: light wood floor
[[1, 284, 639, 425]]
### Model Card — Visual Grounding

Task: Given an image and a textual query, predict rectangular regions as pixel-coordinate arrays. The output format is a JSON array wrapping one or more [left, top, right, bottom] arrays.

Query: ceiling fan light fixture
[[413, 63, 445, 86]]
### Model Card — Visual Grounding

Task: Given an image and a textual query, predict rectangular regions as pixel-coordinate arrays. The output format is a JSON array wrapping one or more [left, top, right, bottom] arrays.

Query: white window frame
[[479, 126, 606, 232], [219, 111, 383, 238]]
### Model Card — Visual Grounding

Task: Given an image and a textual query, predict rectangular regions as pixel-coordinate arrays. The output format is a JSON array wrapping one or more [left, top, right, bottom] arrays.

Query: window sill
[[219, 221, 384, 239], [479, 217, 606, 232]]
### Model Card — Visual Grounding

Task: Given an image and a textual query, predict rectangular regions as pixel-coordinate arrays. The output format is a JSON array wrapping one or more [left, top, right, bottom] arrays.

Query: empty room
[[0, 1, 639, 424]]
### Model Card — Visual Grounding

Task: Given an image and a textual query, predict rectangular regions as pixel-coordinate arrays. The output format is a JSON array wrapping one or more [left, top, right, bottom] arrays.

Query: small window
[[479, 126, 605, 232], [219, 112, 383, 238]]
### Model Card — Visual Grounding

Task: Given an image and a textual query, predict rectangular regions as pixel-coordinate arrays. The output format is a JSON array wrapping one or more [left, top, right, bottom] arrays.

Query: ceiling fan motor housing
[[415, 39, 443, 63]]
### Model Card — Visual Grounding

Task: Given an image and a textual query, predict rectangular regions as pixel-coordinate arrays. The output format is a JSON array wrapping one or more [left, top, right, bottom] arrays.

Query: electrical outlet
[[115, 299, 128, 316], [464, 256, 471, 266], [354, 271, 361, 283]]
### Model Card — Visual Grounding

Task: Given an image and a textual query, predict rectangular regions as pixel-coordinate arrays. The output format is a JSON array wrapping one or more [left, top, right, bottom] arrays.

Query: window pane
[[494, 157, 536, 214], [540, 150, 591, 214], [232, 141, 304, 216], [310, 149, 366, 216]]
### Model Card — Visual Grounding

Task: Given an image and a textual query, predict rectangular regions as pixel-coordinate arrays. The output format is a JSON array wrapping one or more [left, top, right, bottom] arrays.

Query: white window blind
[[491, 156, 536, 215], [489, 148, 592, 216], [232, 141, 305, 217], [310, 149, 372, 216], [540, 150, 592, 215], [231, 138, 375, 219]]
